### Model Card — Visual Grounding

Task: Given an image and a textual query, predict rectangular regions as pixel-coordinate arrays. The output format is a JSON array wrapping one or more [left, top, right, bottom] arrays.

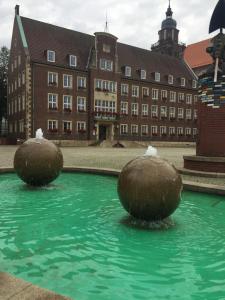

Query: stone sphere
[[14, 138, 63, 186], [118, 156, 182, 221]]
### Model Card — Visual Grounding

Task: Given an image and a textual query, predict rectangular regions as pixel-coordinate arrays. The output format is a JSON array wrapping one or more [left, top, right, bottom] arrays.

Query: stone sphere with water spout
[[14, 129, 63, 186], [118, 147, 182, 221]]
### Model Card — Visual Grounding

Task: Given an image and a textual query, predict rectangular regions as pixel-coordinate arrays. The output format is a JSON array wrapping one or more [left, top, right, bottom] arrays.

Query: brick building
[[8, 4, 198, 144]]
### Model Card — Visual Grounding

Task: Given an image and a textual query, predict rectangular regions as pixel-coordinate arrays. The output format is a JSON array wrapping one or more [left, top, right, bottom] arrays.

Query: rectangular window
[[194, 95, 198, 104], [94, 100, 116, 113], [185, 128, 192, 136], [77, 77, 86, 89], [181, 77, 186, 87], [120, 124, 128, 135], [160, 126, 167, 136], [152, 89, 159, 100], [169, 107, 176, 119], [103, 44, 111, 53], [125, 66, 131, 77], [168, 75, 173, 84], [47, 50, 55, 62], [141, 125, 148, 136], [186, 109, 192, 120], [48, 72, 58, 86], [193, 128, 197, 136], [178, 108, 184, 119], [69, 55, 77, 67], [131, 103, 138, 116], [100, 58, 113, 71], [22, 71, 25, 85], [186, 94, 192, 104], [177, 127, 184, 136], [15, 80, 17, 91], [63, 121, 72, 133], [160, 106, 167, 118], [161, 90, 167, 100], [120, 102, 128, 115], [18, 55, 21, 65], [194, 109, 197, 120], [169, 127, 176, 136], [151, 126, 158, 136], [48, 120, 58, 132], [142, 87, 149, 97], [131, 124, 138, 135], [48, 93, 58, 110], [121, 84, 129, 95], [142, 104, 148, 116], [77, 121, 86, 132], [155, 72, 160, 82], [18, 74, 21, 87], [141, 69, 146, 80], [63, 95, 72, 111], [63, 74, 73, 88], [132, 85, 139, 97], [19, 119, 24, 133], [22, 94, 25, 110], [77, 96, 86, 112], [192, 80, 197, 88], [151, 105, 158, 118], [178, 93, 184, 102], [170, 91, 176, 102]]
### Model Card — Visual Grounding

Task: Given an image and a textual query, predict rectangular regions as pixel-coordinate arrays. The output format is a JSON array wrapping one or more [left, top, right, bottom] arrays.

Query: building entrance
[[99, 125, 107, 141]]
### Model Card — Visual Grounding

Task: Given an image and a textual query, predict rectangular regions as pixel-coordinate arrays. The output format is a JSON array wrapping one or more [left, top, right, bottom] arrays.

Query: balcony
[[93, 111, 119, 121]]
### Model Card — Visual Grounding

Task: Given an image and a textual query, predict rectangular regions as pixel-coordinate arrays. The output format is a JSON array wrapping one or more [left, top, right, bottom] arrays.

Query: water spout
[[144, 146, 158, 157], [36, 128, 43, 139]]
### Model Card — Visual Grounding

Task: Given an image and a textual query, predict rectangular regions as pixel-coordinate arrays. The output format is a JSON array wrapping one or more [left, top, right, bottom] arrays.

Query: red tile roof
[[184, 39, 213, 69]]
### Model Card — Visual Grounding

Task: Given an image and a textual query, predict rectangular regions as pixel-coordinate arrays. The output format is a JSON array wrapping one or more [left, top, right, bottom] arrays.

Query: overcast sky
[[0, 0, 219, 50]]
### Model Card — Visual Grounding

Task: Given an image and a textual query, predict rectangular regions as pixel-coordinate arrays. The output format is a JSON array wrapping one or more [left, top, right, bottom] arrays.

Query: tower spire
[[104, 11, 109, 33], [166, 0, 173, 18]]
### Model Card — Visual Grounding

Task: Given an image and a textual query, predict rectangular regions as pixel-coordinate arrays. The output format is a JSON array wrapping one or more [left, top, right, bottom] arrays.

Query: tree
[[0, 46, 9, 135]]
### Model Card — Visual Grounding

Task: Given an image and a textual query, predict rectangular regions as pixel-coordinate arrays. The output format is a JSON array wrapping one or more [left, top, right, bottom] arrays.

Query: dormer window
[[168, 75, 173, 85], [47, 50, 55, 62], [192, 80, 197, 88], [69, 55, 77, 67], [141, 69, 146, 80], [103, 44, 111, 53], [125, 66, 131, 77], [100, 59, 113, 71], [155, 72, 160, 82], [181, 77, 186, 87]]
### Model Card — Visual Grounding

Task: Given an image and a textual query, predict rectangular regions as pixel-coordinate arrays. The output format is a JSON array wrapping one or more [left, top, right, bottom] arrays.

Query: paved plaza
[[0, 145, 225, 186]]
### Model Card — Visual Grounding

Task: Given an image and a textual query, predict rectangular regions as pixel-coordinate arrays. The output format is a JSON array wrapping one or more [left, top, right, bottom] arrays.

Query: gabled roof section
[[184, 39, 213, 69]]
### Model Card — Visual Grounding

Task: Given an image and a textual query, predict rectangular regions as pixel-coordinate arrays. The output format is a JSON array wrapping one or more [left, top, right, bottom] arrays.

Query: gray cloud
[[0, 0, 219, 49]]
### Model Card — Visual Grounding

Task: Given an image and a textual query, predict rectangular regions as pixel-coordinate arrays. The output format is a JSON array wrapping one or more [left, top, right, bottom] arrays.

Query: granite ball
[[14, 138, 63, 186], [118, 156, 182, 221]]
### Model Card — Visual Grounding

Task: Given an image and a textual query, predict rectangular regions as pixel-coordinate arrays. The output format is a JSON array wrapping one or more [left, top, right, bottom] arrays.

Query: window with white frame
[[141, 125, 148, 136], [19, 119, 24, 133], [194, 95, 198, 103], [131, 103, 138, 116], [48, 72, 58, 86], [151, 105, 158, 118], [121, 84, 129, 95], [63, 95, 72, 111], [186, 109, 192, 120], [95, 79, 116, 93], [168, 75, 173, 84], [22, 94, 25, 110], [77, 121, 86, 132], [77, 96, 86, 112], [94, 100, 116, 113], [194, 109, 197, 120], [120, 124, 128, 135], [169, 127, 176, 136], [160, 126, 167, 136], [141, 69, 146, 80], [69, 55, 77, 67], [47, 50, 55, 62], [193, 128, 197, 136], [192, 80, 197, 88], [170, 91, 176, 102], [185, 128, 191, 136], [77, 77, 86, 89], [120, 102, 128, 115], [142, 104, 148, 116], [178, 93, 184, 102], [48, 120, 58, 131], [186, 94, 192, 104], [181, 77, 186, 87], [63, 121, 72, 133], [161, 90, 167, 100], [132, 85, 139, 97], [100, 58, 113, 71], [178, 108, 184, 119], [152, 89, 159, 100], [142, 87, 149, 97], [177, 127, 183, 136], [63, 74, 73, 88], [48, 93, 58, 109], [131, 124, 138, 135], [125, 66, 131, 77], [160, 106, 167, 118], [169, 107, 176, 118], [155, 72, 160, 82], [151, 126, 158, 135]]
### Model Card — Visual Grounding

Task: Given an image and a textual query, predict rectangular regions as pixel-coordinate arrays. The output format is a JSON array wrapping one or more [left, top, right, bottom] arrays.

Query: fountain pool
[[0, 172, 225, 300]]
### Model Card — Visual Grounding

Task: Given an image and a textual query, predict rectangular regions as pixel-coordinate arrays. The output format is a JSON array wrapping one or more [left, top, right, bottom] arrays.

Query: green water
[[0, 173, 225, 300]]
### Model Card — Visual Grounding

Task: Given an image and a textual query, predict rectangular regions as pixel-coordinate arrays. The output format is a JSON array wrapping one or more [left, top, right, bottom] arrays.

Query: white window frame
[[63, 74, 73, 88], [48, 120, 58, 131], [120, 124, 128, 135], [177, 127, 184, 136], [160, 106, 167, 118], [131, 103, 138, 116], [161, 90, 167, 100], [178, 108, 184, 119], [152, 89, 159, 100], [192, 80, 197, 88], [77, 96, 86, 112], [181, 77, 186, 87], [185, 128, 192, 136], [121, 84, 129, 95], [69, 55, 77, 67], [63, 121, 72, 133], [120, 102, 128, 115], [169, 107, 176, 119], [48, 72, 58, 86], [77, 77, 86, 89], [141, 125, 148, 136], [169, 127, 176, 136], [142, 104, 148, 116], [155, 72, 160, 82], [131, 124, 138, 135], [100, 58, 113, 71], [48, 93, 58, 110], [186, 109, 192, 120], [178, 93, 184, 102], [168, 75, 173, 84], [151, 126, 158, 136], [132, 85, 139, 97], [63, 95, 72, 111], [125, 66, 131, 77], [47, 50, 55, 62], [193, 128, 197, 136], [186, 94, 192, 105], [151, 105, 158, 118], [170, 91, 176, 102], [141, 69, 146, 80], [77, 121, 86, 132], [142, 87, 149, 97], [160, 126, 167, 136]]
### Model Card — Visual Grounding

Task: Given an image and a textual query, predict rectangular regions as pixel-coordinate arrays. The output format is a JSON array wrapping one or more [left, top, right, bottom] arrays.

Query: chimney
[[15, 5, 20, 15]]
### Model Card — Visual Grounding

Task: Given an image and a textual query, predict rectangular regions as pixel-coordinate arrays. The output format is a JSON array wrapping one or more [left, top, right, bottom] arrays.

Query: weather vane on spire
[[104, 11, 109, 33], [169, 0, 171, 8]]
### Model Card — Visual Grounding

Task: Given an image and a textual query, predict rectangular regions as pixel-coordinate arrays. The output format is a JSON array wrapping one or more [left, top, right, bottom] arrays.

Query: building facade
[[8, 4, 198, 144]]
